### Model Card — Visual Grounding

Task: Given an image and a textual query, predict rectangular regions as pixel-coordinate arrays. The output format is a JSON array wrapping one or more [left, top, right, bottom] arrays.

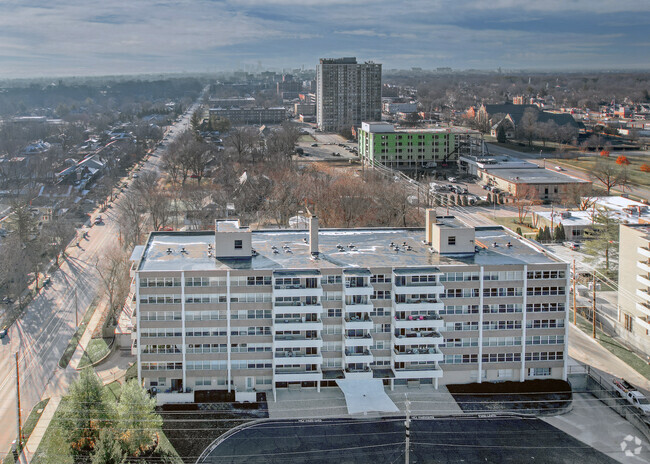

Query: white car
[[554, 166, 564, 171]]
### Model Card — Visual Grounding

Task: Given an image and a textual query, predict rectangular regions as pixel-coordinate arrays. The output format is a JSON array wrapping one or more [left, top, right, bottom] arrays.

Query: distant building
[[358, 122, 483, 170], [208, 97, 257, 108], [477, 103, 581, 132], [383, 102, 418, 115], [209, 107, 287, 125], [316, 58, 382, 132]]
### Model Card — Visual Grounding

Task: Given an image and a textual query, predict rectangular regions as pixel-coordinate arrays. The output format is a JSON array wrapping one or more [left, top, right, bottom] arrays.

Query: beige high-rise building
[[617, 224, 650, 355], [130, 213, 569, 403], [316, 57, 382, 132]]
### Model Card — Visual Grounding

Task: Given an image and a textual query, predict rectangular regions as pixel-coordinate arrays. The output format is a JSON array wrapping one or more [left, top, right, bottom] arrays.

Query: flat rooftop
[[138, 226, 560, 272], [484, 167, 589, 184], [361, 122, 478, 135]]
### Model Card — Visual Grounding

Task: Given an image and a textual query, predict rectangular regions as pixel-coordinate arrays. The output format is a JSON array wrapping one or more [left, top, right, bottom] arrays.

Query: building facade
[[208, 107, 287, 125], [358, 122, 483, 170], [617, 224, 650, 355], [131, 213, 569, 402], [316, 58, 382, 132]]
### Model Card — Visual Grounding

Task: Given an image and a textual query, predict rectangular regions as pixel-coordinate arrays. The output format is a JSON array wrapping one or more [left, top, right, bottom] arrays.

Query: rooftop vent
[[273, 248, 279, 254], [492, 242, 498, 248], [166, 248, 173, 255], [506, 242, 512, 248], [180, 247, 187, 254]]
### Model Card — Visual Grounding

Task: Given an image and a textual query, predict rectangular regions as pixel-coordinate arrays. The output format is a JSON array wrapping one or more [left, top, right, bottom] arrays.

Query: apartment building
[[131, 213, 569, 403], [617, 224, 650, 355], [358, 122, 483, 170], [208, 107, 287, 125], [316, 57, 382, 132]]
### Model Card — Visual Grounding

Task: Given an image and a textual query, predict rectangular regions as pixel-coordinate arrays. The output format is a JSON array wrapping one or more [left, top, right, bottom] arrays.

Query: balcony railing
[[395, 314, 441, 322], [345, 333, 372, 339], [345, 315, 371, 322], [274, 301, 320, 307], [274, 352, 321, 359], [345, 349, 371, 356], [395, 331, 442, 339], [395, 281, 439, 287], [394, 347, 439, 356], [275, 335, 321, 341]]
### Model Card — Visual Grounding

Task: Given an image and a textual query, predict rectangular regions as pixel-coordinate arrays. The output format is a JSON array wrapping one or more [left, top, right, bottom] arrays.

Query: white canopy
[[336, 378, 399, 415]]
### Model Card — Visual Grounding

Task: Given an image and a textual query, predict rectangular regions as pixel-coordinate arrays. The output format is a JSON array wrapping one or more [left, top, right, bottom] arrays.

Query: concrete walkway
[[21, 396, 61, 463], [69, 300, 108, 370]]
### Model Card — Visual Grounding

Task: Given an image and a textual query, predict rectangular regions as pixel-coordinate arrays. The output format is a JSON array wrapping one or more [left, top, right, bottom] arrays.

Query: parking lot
[[198, 416, 618, 464]]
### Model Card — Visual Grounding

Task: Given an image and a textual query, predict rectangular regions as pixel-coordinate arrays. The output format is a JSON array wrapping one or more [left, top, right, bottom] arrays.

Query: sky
[[0, 0, 649, 78]]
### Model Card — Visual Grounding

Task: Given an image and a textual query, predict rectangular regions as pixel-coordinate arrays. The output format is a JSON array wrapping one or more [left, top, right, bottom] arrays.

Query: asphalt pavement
[[198, 416, 619, 464]]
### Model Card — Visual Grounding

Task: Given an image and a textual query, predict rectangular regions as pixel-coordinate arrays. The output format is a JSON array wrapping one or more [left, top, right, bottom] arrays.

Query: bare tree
[[591, 158, 628, 194], [95, 245, 130, 325], [517, 108, 539, 147], [226, 127, 260, 162], [133, 171, 172, 231], [513, 185, 540, 224], [116, 189, 144, 248]]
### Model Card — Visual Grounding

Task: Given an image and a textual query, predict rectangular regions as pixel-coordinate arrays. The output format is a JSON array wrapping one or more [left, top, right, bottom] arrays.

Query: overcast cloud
[[0, 0, 648, 77]]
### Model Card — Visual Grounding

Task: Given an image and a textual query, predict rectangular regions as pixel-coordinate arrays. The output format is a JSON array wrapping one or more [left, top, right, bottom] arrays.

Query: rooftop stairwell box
[[425, 209, 475, 255], [214, 219, 252, 259]]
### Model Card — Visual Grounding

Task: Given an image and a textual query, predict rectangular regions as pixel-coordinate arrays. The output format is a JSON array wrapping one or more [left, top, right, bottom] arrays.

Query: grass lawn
[[57, 297, 99, 369], [558, 154, 650, 190], [570, 309, 650, 380], [298, 134, 316, 143], [104, 380, 122, 401], [491, 216, 538, 235], [2, 398, 51, 463], [77, 338, 112, 369]]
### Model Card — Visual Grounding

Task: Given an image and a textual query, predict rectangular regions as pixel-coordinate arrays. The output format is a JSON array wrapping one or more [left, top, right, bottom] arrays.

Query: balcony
[[636, 315, 650, 331], [274, 352, 323, 366], [393, 282, 444, 295], [343, 315, 373, 330], [344, 349, 373, 363], [343, 367, 373, 379], [393, 347, 443, 362], [393, 365, 443, 379], [394, 299, 444, 311], [394, 314, 444, 330], [394, 331, 443, 345], [344, 334, 374, 347], [344, 285, 374, 297], [273, 301, 323, 315], [637, 274, 650, 288], [274, 368, 322, 382], [638, 247, 650, 259], [637, 288, 650, 303], [344, 302, 374, 313], [273, 285, 323, 298], [274, 318, 323, 331], [638, 260, 650, 274], [274, 335, 323, 349], [636, 301, 650, 318]]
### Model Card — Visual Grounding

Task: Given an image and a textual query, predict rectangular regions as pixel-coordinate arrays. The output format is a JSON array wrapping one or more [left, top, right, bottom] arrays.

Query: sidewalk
[[69, 300, 108, 370], [21, 396, 61, 463]]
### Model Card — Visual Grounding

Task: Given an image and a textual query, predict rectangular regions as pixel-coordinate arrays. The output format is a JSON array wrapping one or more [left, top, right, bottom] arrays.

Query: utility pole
[[405, 399, 411, 464], [572, 260, 577, 325], [75, 289, 79, 327], [15, 352, 23, 448], [592, 273, 597, 339]]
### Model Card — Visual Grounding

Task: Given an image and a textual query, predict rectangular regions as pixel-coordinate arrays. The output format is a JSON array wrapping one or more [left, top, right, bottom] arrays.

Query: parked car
[[311, 143, 318, 147], [0, 326, 7, 339], [554, 166, 564, 171], [43, 276, 51, 287], [94, 216, 103, 225], [563, 241, 580, 251], [613, 378, 650, 415], [447, 176, 458, 183]]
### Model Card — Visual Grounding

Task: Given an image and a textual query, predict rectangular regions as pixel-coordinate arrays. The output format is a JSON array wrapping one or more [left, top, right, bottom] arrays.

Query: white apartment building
[[617, 224, 650, 355], [316, 57, 382, 132], [131, 212, 569, 403]]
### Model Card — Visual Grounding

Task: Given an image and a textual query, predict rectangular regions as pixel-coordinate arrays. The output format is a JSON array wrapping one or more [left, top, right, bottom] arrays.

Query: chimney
[[309, 215, 319, 256], [425, 209, 437, 244]]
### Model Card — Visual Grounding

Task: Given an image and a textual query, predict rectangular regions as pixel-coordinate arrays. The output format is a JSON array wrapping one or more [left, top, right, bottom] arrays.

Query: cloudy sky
[[1, 0, 649, 77]]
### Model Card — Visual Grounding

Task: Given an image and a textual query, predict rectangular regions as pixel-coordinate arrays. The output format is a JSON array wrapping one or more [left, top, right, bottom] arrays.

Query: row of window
[[526, 352, 563, 361], [526, 335, 564, 345], [527, 270, 566, 280], [526, 319, 565, 329]]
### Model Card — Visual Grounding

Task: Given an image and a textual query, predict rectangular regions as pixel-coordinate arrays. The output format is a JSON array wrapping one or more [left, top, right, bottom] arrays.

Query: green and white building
[[358, 122, 483, 170]]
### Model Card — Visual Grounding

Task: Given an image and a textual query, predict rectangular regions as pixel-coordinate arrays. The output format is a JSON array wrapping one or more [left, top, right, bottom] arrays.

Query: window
[[528, 367, 552, 377], [234, 240, 243, 249], [624, 313, 633, 332], [448, 236, 456, 246]]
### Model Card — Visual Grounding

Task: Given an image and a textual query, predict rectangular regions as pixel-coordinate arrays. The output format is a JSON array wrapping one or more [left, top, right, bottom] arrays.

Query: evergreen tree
[[516, 227, 523, 236], [92, 429, 125, 464], [554, 223, 566, 242], [543, 225, 552, 241], [496, 124, 507, 143], [59, 368, 114, 454], [117, 380, 163, 456]]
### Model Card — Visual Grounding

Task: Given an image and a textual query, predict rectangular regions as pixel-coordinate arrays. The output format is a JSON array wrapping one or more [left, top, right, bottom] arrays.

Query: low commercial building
[[131, 212, 569, 403], [617, 224, 650, 355], [208, 107, 287, 125], [358, 122, 483, 170], [383, 102, 417, 115], [479, 167, 591, 202]]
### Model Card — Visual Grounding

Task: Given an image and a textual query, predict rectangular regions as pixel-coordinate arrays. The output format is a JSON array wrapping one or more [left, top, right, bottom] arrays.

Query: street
[[0, 94, 203, 453]]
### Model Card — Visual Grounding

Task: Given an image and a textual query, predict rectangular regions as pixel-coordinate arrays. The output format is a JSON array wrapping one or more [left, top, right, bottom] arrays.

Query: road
[[0, 92, 205, 453]]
